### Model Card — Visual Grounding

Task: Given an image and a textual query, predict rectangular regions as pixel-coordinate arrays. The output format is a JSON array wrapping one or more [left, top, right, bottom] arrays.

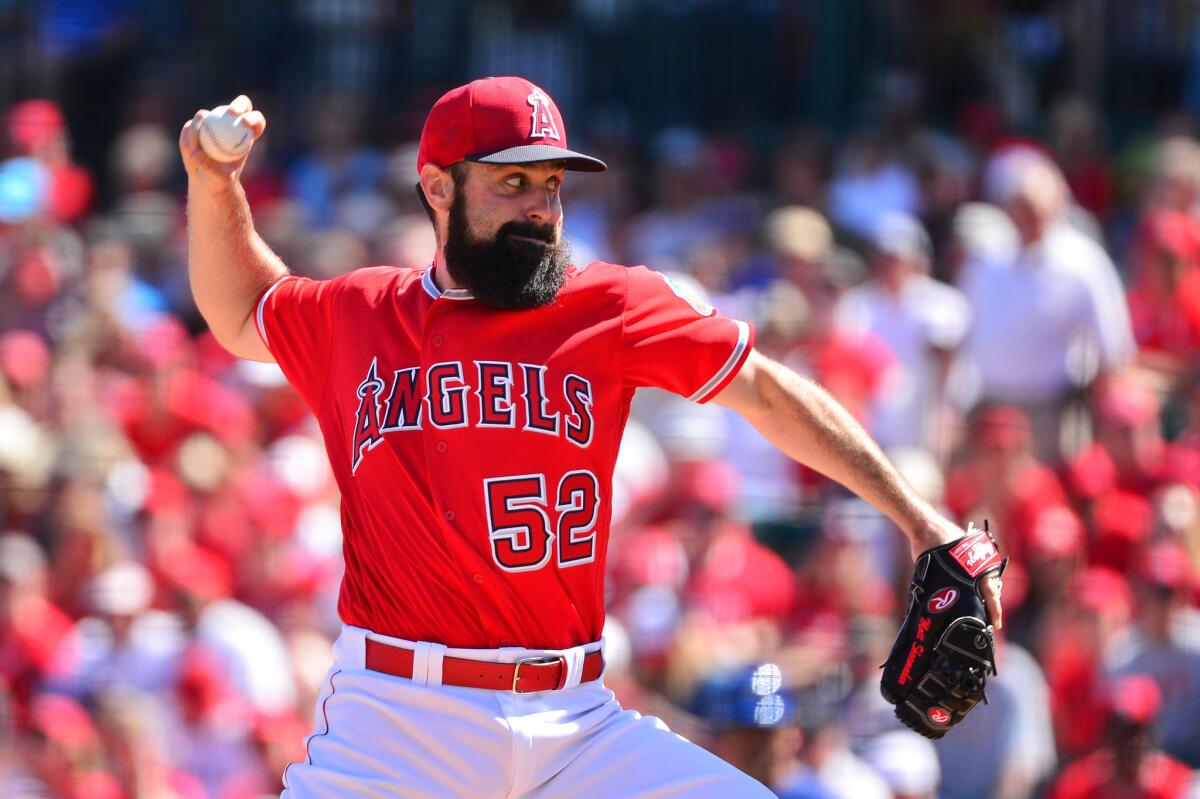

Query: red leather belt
[[365, 638, 604, 693]]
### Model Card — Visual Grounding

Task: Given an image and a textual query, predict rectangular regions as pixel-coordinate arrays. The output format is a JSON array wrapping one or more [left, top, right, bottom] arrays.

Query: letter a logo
[[351, 358, 386, 474], [527, 90, 560, 141]]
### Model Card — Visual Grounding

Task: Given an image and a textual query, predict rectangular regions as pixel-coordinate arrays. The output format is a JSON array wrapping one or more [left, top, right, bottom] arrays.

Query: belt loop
[[340, 626, 367, 671], [426, 643, 447, 687], [561, 645, 586, 689], [410, 641, 433, 686]]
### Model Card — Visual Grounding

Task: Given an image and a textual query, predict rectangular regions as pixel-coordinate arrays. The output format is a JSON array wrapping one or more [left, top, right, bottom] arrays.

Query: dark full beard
[[443, 193, 569, 310]]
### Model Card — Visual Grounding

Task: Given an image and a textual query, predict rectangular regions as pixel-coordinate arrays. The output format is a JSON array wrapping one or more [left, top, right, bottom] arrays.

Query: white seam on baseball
[[256, 275, 292, 349], [202, 120, 250, 158], [688, 319, 750, 402]]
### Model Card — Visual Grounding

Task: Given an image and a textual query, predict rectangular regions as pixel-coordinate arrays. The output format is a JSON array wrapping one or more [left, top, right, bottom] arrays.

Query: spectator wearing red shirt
[[0, 534, 71, 729], [670, 460, 797, 626], [1067, 377, 1200, 510], [1047, 675, 1194, 799], [1125, 209, 1200, 371], [945, 404, 1069, 566], [1041, 567, 1133, 759]]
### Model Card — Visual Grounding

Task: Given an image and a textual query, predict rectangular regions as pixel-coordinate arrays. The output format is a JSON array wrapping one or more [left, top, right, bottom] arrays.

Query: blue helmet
[[688, 663, 796, 730]]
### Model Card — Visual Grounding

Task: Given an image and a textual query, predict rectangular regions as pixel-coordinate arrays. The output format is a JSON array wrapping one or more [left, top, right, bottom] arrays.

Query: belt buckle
[[512, 655, 567, 693]]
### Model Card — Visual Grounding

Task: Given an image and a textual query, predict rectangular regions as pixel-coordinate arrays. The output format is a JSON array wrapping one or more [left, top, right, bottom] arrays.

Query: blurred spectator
[[770, 129, 832, 211], [625, 127, 723, 268], [94, 689, 205, 799], [161, 645, 262, 797], [962, 148, 1135, 463], [933, 638, 1057, 799], [1048, 97, 1115, 221], [764, 206, 837, 302], [1126, 209, 1200, 376], [1066, 377, 1200, 528], [0, 533, 71, 728], [1046, 675, 1195, 799], [835, 211, 971, 450], [1040, 567, 1134, 760], [159, 543, 298, 715], [827, 132, 920, 238], [49, 560, 183, 701], [689, 663, 831, 797], [286, 92, 388, 230], [945, 404, 1069, 568], [862, 730, 941, 799], [1148, 136, 1200, 216], [941, 202, 1018, 287], [672, 460, 796, 626], [21, 693, 122, 799], [7, 99, 93, 223], [1106, 540, 1200, 766]]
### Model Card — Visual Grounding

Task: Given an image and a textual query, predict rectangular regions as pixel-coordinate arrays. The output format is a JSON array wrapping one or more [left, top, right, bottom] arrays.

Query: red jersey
[[256, 261, 753, 649], [1047, 750, 1193, 799]]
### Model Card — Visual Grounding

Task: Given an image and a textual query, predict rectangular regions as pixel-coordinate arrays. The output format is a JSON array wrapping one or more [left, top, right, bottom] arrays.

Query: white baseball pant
[[279, 625, 773, 798]]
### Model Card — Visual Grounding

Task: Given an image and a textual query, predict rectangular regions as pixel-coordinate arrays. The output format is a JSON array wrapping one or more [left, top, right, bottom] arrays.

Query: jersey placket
[[422, 297, 459, 532]]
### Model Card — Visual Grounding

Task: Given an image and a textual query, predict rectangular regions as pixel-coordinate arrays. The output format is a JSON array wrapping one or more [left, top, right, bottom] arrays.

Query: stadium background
[[2, 1, 1200, 797]]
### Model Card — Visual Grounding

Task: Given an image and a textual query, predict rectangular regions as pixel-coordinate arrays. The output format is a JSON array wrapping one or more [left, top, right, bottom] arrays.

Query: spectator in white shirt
[[836, 212, 971, 452], [960, 148, 1134, 462]]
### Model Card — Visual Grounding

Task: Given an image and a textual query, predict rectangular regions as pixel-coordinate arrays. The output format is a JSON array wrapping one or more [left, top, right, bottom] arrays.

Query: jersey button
[[432, 335, 445, 346], [435, 440, 448, 453], [444, 510, 456, 521], [472, 573, 484, 584]]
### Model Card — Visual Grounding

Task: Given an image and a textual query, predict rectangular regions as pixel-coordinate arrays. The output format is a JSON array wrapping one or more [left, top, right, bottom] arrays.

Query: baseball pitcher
[[180, 77, 1003, 798]]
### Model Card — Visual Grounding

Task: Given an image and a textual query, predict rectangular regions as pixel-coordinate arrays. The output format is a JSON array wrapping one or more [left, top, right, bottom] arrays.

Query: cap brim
[[468, 144, 607, 172]]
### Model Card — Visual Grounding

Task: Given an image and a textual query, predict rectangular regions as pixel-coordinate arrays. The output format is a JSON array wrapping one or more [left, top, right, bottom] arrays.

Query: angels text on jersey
[[351, 357, 594, 472]]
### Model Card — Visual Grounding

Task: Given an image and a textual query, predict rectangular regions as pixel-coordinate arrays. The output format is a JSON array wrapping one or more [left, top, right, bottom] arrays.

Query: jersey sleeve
[[621, 265, 754, 402], [254, 274, 344, 411]]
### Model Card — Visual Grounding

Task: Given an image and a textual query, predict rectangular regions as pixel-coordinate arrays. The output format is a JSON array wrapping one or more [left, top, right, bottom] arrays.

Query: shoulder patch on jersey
[[661, 273, 715, 317]]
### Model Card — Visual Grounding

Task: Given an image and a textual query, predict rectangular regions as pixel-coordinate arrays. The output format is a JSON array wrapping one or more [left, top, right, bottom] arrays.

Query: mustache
[[498, 220, 556, 244]]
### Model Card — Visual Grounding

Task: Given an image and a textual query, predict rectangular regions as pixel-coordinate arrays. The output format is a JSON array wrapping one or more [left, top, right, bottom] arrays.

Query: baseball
[[199, 104, 254, 163]]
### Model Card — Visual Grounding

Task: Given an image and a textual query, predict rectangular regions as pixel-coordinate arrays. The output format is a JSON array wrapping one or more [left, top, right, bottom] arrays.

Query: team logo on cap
[[527, 89, 561, 141]]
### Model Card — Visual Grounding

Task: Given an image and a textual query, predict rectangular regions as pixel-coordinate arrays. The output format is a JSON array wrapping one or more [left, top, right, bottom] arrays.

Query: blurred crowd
[[1, 7, 1200, 799]]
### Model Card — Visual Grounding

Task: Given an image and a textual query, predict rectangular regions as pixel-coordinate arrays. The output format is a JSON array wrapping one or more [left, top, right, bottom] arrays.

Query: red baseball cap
[[417, 77, 606, 173], [1109, 674, 1162, 725]]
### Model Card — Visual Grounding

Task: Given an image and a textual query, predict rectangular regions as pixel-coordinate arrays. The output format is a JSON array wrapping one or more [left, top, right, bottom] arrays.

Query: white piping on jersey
[[687, 319, 750, 403], [256, 274, 295, 349], [422, 265, 474, 301]]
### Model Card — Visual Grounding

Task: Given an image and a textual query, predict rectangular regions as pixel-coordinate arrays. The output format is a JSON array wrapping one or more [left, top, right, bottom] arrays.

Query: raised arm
[[712, 348, 1003, 627], [179, 95, 286, 363]]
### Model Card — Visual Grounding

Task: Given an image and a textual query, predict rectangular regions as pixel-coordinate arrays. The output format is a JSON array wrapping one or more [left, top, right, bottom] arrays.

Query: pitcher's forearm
[[186, 181, 285, 359], [180, 96, 276, 361]]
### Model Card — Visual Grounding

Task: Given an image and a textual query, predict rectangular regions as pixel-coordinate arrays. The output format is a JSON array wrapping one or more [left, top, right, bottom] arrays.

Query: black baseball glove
[[880, 521, 1006, 739]]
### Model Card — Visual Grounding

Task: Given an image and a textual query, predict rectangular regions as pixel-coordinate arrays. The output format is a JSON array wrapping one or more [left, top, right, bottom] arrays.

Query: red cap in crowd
[[1096, 377, 1159, 429], [0, 329, 49, 388], [1138, 540, 1193, 592], [1136, 209, 1200, 265], [1029, 504, 1085, 561], [1109, 674, 1162, 726], [1071, 567, 1132, 616], [8, 99, 64, 152], [417, 77, 606, 173]]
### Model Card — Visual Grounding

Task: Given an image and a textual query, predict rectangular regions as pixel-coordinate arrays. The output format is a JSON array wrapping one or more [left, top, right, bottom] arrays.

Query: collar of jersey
[[422, 264, 475, 301]]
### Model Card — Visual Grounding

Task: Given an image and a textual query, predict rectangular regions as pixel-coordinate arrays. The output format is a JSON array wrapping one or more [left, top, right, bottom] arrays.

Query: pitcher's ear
[[420, 164, 456, 214]]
